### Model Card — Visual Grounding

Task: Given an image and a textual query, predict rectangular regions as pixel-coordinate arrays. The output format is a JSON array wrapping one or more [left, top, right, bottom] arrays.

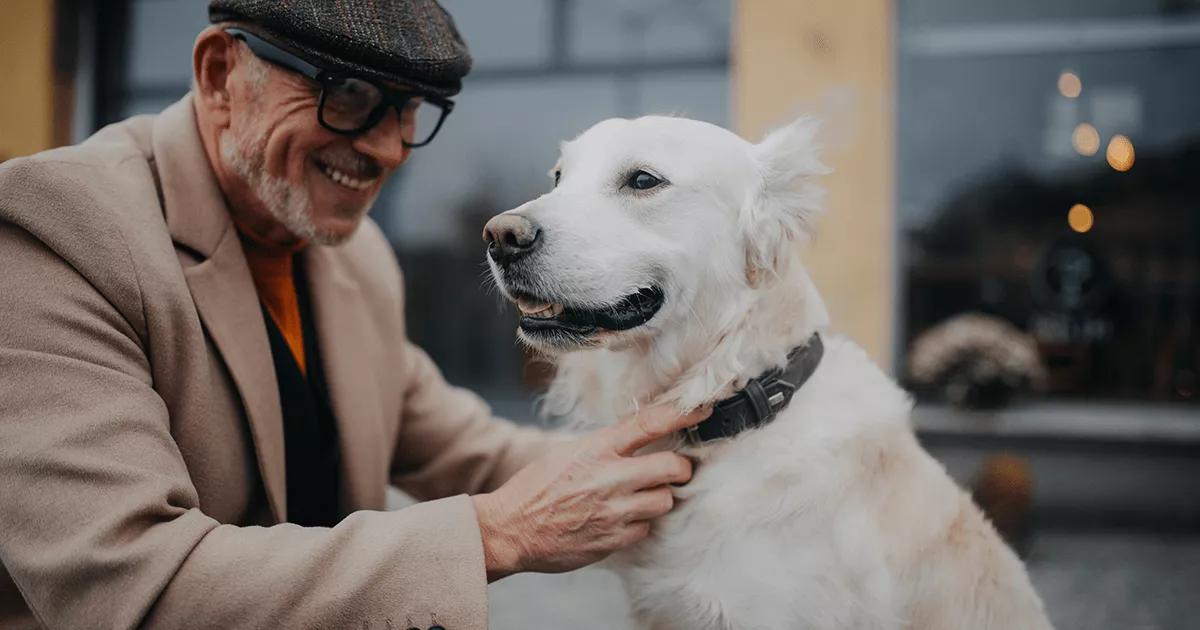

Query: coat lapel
[[303, 245, 388, 514], [151, 96, 288, 522]]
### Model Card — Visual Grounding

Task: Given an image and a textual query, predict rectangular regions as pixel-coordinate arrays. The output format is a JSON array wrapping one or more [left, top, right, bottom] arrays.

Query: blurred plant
[[908, 313, 1047, 409]]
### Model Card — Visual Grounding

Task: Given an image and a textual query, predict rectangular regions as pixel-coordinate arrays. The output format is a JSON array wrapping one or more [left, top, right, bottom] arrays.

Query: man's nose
[[483, 214, 542, 265], [352, 108, 409, 169]]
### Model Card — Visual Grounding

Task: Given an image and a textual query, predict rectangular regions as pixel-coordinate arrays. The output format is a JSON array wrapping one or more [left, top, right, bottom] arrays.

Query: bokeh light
[[1057, 71, 1082, 98], [1068, 203, 1094, 233], [1071, 123, 1100, 156], [1106, 134, 1135, 172]]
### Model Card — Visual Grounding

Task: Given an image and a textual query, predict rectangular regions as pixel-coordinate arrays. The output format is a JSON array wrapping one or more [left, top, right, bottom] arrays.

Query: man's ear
[[740, 117, 830, 287], [192, 27, 236, 128]]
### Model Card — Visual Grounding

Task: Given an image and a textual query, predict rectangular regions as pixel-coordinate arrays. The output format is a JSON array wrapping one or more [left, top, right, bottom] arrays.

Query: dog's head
[[484, 115, 828, 355]]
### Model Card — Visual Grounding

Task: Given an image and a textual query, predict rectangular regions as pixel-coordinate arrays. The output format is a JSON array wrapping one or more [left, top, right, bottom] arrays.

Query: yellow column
[[733, 0, 896, 369], [0, 0, 57, 159]]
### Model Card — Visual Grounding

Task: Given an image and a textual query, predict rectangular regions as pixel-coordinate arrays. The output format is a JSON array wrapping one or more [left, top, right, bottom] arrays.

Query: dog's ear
[[741, 117, 829, 287]]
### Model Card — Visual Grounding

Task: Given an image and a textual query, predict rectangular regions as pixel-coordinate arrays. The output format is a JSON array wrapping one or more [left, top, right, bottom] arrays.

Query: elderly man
[[0, 1, 705, 628]]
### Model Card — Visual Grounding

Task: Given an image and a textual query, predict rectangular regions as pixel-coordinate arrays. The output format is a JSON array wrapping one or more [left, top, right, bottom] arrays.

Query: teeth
[[517, 297, 550, 314], [321, 164, 376, 191], [517, 299, 564, 319]]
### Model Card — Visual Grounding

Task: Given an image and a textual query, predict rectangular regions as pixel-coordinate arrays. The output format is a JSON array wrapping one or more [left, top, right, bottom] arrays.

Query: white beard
[[219, 124, 348, 247]]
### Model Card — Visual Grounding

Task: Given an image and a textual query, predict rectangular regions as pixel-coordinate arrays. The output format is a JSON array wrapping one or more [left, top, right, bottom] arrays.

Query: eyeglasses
[[225, 28, 455, 147]]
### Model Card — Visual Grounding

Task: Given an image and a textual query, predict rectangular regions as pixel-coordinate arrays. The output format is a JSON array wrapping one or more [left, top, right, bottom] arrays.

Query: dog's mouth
[[512, 286, 665, 337]]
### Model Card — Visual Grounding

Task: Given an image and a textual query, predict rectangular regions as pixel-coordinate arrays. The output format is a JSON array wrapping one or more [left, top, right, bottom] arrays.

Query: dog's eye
[[554, 169, 561, 187], [628, 170, 663, 191]]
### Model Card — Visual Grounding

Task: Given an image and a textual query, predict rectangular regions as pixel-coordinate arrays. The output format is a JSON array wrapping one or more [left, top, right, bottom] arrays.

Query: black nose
[[483, 214, 542, 265]]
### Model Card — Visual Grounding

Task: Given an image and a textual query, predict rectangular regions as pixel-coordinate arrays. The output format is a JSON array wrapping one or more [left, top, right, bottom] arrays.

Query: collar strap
[[684, 333, 824, 445]]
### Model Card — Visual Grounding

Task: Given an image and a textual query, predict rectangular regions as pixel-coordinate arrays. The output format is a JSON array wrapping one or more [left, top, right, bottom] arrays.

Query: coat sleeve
[[388, 339, 557, 500], [0, 210, 487, 628], [360, 222, 557, 502]]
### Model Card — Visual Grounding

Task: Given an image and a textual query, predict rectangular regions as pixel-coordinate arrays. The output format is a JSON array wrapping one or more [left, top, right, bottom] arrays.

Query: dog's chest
[[614, 437, 899, 630]]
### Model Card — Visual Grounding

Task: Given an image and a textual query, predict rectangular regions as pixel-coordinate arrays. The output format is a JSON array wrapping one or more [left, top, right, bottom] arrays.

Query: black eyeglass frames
[[225, 28, 455, 148]]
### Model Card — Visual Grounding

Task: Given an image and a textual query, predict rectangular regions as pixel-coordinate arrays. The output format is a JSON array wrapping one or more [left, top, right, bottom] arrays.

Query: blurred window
[[898, 0, 1200, 403]]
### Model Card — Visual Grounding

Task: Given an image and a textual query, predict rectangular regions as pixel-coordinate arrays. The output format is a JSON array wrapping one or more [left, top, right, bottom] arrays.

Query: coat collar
[[152, 95, 231, 259], [150, 94, 386, 521]]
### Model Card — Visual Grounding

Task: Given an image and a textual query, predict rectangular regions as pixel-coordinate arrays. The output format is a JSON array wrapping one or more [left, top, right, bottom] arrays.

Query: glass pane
[[898, 0, 1200, 404]]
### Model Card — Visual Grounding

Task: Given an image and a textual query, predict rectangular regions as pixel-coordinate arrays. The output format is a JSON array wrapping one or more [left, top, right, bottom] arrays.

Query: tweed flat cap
[[209, 0, 471, 96]]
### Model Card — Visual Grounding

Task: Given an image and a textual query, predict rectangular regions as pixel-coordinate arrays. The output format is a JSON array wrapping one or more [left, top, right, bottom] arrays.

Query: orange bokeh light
[[1058, 72, 1082, 98], [1072, 123, 1100, 156], [1068, 203, 1094, 233], [1106, 135, 1135, 172]]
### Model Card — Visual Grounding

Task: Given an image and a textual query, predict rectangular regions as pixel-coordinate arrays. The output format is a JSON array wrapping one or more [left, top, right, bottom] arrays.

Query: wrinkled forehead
[[558, 116, 758, 181]]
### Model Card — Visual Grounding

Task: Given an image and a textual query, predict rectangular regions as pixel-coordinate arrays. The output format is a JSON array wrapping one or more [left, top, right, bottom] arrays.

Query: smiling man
[[0, 1, 706, 628]]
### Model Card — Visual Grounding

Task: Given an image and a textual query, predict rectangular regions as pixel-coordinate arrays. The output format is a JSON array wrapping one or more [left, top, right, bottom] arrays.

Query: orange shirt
[[237, 227, 308, 375]]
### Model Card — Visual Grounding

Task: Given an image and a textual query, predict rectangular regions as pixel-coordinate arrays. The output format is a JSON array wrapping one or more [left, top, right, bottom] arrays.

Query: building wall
[[0, 0, 56, 159], [733, 0, 896, 368]]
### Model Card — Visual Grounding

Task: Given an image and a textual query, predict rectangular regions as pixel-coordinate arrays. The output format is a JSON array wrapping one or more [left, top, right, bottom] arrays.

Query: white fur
[[488, 115, 1053, 629]]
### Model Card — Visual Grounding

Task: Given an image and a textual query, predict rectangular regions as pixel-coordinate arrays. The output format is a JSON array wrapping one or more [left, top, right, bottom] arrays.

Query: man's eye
[[627, 170, 662, 190]]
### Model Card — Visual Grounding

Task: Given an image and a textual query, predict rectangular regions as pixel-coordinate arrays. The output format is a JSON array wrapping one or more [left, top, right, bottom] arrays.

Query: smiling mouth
[[513, 286, 665, 336], [314, 158, 378, 192]]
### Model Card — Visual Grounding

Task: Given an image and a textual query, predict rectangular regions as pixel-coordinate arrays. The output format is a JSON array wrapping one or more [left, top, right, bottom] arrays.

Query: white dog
[[483, 115, 1053, 630]]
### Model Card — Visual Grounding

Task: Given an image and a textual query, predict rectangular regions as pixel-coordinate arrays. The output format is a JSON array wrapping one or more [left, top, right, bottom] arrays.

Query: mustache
[[313, 148, 382, 179]]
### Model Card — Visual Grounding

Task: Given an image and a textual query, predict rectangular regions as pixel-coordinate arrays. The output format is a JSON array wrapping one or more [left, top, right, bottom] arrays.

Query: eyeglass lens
[[321, 77, 445, 145]]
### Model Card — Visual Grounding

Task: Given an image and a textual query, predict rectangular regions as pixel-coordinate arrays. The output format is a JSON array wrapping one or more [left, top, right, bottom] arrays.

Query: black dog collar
[[683, 333, 824, 445]]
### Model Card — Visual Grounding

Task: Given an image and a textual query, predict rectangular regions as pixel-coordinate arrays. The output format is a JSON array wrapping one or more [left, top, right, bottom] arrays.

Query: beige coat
[[0, 96, 549, 629]]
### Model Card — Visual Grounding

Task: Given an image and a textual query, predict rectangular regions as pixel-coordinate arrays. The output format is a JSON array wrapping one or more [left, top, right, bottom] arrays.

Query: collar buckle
[[680, 333, 824, 446]]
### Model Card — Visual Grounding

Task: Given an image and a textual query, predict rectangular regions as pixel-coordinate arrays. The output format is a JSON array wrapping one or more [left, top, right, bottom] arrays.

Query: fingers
[[615, 486, 676, 523], [617, 521, 652, 547], [618, 451, 693, 491], [608, 403, 712, 456]]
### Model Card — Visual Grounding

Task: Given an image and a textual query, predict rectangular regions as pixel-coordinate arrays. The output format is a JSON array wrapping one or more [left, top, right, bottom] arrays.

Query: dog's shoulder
[[795, 333, 914, 432]]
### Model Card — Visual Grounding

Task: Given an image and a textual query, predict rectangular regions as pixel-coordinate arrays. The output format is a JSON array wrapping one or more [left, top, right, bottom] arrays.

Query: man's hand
[[471, 403, 710, 581]]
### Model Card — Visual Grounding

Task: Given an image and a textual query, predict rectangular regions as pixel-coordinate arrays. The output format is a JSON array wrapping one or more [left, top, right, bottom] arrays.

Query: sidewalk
[[487, 530, 1200, 630]]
